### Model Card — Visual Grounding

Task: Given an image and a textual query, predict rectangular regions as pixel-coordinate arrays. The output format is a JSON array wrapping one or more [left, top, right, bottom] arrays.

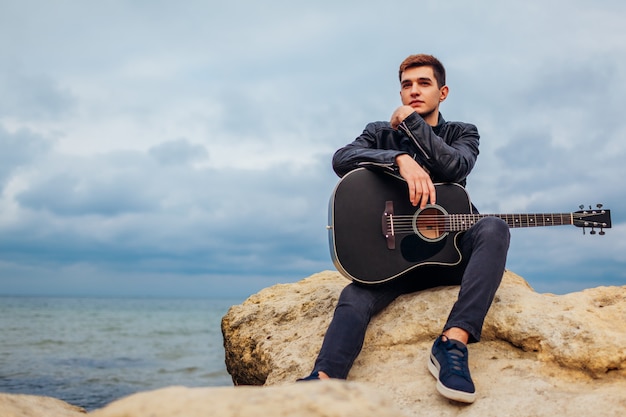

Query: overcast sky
[[1, 0, 624, 298]]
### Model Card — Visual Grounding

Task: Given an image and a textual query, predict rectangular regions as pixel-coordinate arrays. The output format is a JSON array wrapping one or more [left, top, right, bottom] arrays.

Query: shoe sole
[[428, 354, 476, 404]]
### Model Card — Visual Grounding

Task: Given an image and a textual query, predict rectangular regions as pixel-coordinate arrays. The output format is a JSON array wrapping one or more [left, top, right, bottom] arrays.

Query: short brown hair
[[398, 54, 446, 88]]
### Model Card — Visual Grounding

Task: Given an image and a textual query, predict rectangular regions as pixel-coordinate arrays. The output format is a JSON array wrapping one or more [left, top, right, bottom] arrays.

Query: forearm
[[398, 113, 479, 182], [332, 122, 406, 177], [332, 145, 404, 177]]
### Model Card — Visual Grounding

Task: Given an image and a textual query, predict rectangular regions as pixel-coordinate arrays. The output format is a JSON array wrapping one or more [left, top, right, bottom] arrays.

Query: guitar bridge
[[382, 201, 396, 250]]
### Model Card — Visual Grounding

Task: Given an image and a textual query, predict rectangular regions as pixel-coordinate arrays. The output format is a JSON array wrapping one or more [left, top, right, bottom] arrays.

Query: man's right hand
[[390, 105, 416, 129], [395, 154, 436, 208]]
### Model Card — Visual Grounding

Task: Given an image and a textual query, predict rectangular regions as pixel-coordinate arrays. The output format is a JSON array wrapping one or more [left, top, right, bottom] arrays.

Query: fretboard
[[447, 213, 573, 231]]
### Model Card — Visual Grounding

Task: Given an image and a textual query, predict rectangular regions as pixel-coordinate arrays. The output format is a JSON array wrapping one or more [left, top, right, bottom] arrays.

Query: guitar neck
[[450, 213, 573, 231]]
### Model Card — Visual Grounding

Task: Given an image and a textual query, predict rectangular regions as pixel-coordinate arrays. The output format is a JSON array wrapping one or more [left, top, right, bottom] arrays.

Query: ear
[[439, 85, 449, 102]]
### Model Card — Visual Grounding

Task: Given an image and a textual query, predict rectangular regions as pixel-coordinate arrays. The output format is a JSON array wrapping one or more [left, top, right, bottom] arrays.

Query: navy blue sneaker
[[428, 335, 476, 403], [296, 371, 320, 382]]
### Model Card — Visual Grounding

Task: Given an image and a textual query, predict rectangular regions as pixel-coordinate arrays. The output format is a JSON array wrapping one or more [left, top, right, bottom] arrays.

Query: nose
[[410, 82, 420, 96]]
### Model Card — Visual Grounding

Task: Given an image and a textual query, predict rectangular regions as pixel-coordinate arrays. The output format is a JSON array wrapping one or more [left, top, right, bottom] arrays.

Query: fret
[[507, 214, 515, 228], [542, 214, 550, 226], [463, 214, 472, 229]]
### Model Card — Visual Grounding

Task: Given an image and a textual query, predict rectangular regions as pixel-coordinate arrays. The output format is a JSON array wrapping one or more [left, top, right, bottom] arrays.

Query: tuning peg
[[579, 205, 584, 210], [597, 204, 603, 209], [599, 230, 606, 236]]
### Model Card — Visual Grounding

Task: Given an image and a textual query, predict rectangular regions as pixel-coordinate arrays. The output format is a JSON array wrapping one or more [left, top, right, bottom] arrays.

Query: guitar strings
[[384, 212, 589, 234]]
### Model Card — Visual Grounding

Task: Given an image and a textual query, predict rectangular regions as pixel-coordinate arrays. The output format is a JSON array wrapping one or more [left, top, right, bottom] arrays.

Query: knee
[[476, 217, 510, 247]]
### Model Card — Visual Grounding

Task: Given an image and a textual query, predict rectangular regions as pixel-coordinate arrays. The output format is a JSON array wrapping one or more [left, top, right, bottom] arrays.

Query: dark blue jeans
[[313, 216, 510, 379]]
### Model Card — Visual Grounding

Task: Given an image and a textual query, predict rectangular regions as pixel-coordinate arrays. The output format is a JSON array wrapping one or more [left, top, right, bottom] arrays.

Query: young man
[[298, 54, 510, 403]]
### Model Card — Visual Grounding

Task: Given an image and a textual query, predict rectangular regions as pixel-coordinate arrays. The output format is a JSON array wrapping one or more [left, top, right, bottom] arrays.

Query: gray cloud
[[0, 127, 52, 187], [0, 68, 76, 120], [149, 139, 209, 166], [15, 151, 157, 216], [2, 140, 335, 286]]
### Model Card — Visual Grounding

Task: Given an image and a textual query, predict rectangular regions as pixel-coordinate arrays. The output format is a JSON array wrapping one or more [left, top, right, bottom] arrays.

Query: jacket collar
[[433, 113, 446, 135]]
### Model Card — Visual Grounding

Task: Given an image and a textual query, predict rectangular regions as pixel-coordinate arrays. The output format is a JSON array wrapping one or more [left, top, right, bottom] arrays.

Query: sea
[[0, 296, 244, 411]]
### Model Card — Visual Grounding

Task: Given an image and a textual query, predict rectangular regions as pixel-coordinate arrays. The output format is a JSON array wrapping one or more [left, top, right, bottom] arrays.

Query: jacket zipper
[[398, 121, 430, 161]]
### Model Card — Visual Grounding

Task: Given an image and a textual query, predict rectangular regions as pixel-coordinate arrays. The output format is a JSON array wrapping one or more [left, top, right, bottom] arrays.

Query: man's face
[[399, 66, 448, 124]]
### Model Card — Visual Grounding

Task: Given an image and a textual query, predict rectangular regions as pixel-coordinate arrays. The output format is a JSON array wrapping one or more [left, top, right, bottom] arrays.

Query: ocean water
[[0, 296, 243, 411]]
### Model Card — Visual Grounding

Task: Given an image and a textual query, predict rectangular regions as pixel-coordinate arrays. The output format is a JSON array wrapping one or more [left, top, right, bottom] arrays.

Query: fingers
[[408, 179, 437, 208], [419, 186, 430, 208], [395, 155, 435, 208], [426, 180, 437, 206], [390, 106, 415, 129]]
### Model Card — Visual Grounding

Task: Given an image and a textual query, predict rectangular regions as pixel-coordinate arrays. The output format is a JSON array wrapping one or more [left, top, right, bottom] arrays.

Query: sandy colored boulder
[[222, 270, 626, 416], [0, 393, 86, 417], [90, 381, 410, 417]]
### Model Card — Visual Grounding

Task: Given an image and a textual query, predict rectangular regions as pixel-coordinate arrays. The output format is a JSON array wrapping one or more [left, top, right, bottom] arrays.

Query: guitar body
[[328, 168, 473, 284]]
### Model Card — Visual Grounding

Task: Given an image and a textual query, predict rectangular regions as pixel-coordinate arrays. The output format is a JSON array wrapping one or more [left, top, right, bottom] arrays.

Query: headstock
[[574, 204, 611, 235]]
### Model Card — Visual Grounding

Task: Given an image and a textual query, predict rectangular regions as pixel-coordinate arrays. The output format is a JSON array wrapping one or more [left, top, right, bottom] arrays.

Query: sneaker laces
[[442, 340, 471, 379]]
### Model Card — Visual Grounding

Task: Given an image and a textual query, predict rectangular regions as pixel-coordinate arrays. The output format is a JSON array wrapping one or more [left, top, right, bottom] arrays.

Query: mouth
[[409, 100, 424, 107]]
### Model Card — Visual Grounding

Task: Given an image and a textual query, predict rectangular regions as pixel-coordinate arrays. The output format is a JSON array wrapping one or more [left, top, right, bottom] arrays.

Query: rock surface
[[222, 270, 626, 416], [0, 383, 409, 417], [0, 393, 86, 417], [89, 381, 410, 417]]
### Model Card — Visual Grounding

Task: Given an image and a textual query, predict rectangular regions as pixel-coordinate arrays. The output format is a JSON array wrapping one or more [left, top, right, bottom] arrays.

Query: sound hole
[[413, 206, 447, 242]]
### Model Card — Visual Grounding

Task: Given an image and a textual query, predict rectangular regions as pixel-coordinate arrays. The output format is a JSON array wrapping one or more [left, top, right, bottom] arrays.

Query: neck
[[422, 110, 439, 126]]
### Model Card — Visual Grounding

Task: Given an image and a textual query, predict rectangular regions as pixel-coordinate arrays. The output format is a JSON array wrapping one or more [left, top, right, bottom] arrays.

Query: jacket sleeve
[[331, 122, 407, 177], [398, 112, 479, 183]]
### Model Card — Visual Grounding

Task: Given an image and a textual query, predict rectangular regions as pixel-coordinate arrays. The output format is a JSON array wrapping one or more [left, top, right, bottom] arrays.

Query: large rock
[[0, 393, 86, 417], [89, 381, 410, 417], [222, 270, 626, 416], [2, 382, 412, 417]]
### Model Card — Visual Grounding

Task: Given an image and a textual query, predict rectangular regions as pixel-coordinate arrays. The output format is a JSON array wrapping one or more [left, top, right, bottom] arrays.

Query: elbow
[[332, 150, 350, 177]]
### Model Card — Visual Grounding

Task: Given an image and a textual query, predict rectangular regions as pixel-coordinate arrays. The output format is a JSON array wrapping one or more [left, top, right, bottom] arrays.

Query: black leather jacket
[[332, 112, 479, 187]]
